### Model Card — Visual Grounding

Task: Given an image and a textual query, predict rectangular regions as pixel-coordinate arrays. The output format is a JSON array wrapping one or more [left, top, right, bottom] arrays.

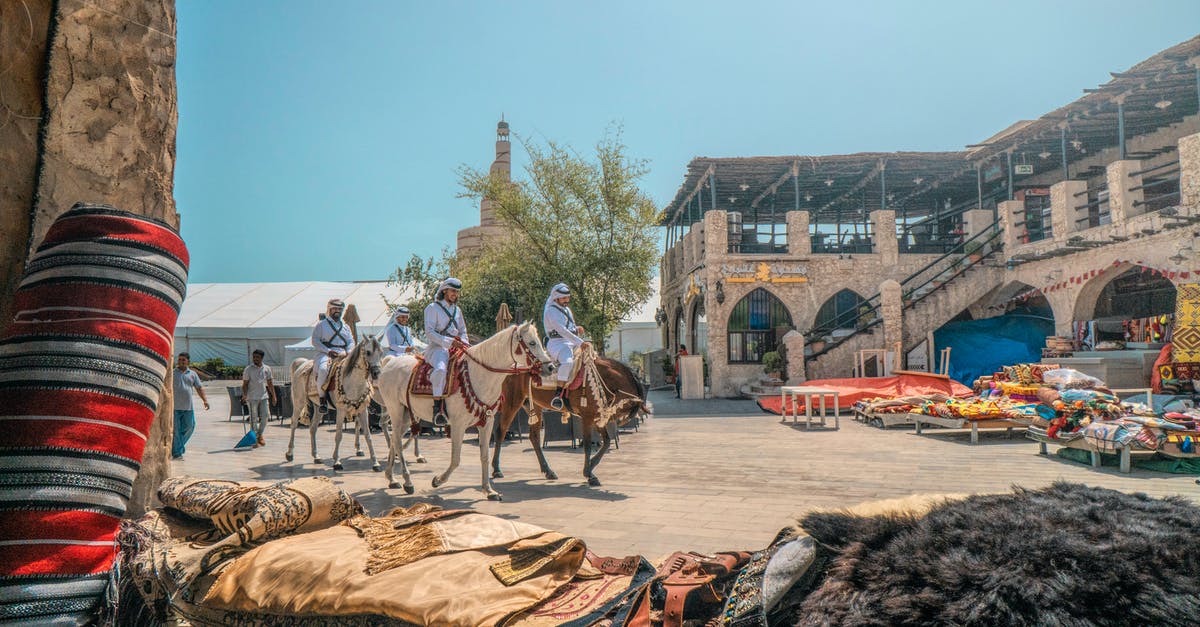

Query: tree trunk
[[0, 0, 180, 517]]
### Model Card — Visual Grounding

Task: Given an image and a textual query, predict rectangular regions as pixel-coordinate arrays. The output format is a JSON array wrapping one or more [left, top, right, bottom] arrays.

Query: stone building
[[660, 36, 1200, 397], [456, 119, 513, 255]]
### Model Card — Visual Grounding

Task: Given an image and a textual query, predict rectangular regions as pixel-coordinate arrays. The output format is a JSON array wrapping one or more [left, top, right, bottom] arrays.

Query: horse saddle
[[533, 347, 586, 391], [622, 551, 752, 627], [407, 353, 461, 398], [307, 354, 347, 400]]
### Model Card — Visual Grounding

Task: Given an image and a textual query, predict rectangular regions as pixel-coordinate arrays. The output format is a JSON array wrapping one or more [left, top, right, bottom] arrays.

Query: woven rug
[[0, 203, 187, 624], [1174, 283, 1200, 362]]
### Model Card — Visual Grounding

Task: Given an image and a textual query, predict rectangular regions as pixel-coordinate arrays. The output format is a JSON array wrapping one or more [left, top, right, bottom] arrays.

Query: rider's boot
[[318, 392, 330, 414]]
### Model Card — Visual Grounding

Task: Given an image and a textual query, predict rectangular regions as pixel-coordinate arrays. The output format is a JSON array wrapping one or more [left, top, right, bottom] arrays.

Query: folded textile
[[154, 476, 363, 591]]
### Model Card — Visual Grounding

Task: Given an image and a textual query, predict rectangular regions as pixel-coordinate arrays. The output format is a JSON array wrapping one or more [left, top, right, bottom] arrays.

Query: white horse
[[285, 335, 384, 471], [375, 322, 555, 500]]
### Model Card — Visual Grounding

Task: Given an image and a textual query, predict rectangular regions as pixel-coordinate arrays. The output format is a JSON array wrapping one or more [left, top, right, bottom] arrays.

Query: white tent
[[174, 281, 414, 370]]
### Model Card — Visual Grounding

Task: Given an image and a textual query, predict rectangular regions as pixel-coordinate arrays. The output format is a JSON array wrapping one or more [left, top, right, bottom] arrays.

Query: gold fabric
[[204, 522, 584, 626], [155, 476, 363, 589], [1174, 283, 1200, 362]]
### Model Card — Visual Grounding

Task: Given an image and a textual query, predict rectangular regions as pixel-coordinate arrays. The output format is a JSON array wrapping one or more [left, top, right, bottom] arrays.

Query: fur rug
[[783, 482, 1200, 626]]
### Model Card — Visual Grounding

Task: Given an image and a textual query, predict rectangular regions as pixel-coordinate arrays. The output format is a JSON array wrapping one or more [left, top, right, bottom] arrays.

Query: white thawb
[[423, 300, 468, 397], [311, 316, 355, 391]]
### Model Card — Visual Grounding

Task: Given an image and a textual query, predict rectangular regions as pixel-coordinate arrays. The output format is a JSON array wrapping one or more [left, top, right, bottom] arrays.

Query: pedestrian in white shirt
[[241, 349, 276, 447], [423, 278, 469, 423]]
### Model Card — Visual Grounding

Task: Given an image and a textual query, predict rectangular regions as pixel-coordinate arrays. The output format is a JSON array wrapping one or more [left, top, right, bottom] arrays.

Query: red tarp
[[757, 373, 973, 415]]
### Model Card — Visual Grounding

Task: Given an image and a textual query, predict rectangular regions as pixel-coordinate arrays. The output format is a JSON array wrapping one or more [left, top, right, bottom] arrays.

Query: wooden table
[[780, 386, 840, 430], [912, 413, 1025, 444], [1026, 431, 1154, 473]]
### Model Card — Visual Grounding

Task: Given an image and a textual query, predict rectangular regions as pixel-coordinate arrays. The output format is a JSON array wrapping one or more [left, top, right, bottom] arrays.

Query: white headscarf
[[548, 282, 570, 301]]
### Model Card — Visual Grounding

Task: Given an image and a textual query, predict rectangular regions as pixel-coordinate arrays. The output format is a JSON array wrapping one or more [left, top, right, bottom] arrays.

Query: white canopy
[[174, 281, 414, 368]]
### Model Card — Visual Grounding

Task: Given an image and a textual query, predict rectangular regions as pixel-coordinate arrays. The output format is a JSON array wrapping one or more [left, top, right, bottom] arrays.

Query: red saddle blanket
[[408, 355, 461, 398]]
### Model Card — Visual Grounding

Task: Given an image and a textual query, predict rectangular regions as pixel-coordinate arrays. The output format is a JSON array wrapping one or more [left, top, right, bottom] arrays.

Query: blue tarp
[[934, 313, 1055, 385]]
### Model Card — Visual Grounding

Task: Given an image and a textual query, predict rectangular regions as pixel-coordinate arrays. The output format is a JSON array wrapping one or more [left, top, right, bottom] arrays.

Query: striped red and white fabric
[[0, 203, 188, 625]]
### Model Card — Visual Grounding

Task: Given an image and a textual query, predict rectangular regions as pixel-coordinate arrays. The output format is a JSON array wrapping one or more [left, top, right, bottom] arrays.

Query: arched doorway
[[690, 299, 708, 357], [727, 288, 793, 363], [811, 289, 869, 338], [673, 308, 687, 353], [1076, 266, 1176, 345]]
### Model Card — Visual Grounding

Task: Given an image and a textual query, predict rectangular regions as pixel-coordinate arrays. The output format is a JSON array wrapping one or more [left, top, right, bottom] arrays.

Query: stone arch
[[726, 287, 795, 364], [975, 281, 1055, 320], [1073, 264, 1177, 323], [809, 288, 870, 336], [688, 296, 708, 357], [672, 307, 686, 352]]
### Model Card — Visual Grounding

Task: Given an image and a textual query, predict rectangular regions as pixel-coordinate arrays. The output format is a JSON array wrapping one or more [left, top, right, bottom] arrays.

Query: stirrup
[[550, 394, 564, 411], [433, 400, 449, 427]]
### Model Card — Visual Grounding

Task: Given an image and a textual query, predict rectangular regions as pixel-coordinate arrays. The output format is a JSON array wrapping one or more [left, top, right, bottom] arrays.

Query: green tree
[[455, 127, 661, 350]]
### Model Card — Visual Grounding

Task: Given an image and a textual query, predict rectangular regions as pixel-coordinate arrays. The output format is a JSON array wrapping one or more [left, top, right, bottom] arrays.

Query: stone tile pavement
[[174, 383, 1198, 558]]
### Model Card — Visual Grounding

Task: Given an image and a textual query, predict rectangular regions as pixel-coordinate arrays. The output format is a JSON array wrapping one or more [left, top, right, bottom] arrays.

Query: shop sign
[[1014, 164, 1034, 175], [721, 261, 809, 284]]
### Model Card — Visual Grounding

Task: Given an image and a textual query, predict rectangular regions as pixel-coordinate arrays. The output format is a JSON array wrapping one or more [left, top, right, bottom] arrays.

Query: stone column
[[704, 210, 728, 257], [1180, 132, 1200, 209], [880, 279, 904, 352], [26, 1, 181, 517], [1050, 180, 1088, 243], [997, 200, 1024, 252], [0, 2, 53, 326], [1105, 160, 1143, 222], [782, 330, 806, 384], [870, 209, 897, 267], [962, 209, 994, 239], [786, 210, 811, 255]]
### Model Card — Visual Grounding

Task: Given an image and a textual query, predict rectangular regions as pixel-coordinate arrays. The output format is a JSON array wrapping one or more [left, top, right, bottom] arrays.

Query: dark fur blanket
[[785, 483, 1200, 626]]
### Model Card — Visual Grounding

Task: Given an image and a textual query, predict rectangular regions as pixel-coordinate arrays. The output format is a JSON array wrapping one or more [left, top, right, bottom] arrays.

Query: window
[[727, 288, 793, 364], [811, 289, 869, 337]]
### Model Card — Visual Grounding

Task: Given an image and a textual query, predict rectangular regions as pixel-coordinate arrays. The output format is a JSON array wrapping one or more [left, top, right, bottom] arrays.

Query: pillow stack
[[0, 203, 188, 624]]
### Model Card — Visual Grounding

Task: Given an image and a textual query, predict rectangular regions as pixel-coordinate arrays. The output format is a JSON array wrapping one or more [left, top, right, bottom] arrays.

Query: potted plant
[[964, 240, 984, 263], [762, 351, 785, 380], [661, 355, 675, 384]]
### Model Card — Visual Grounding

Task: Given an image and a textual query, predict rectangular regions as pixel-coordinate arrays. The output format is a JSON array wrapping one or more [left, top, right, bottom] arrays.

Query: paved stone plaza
[[174, 383, 1199, 559]]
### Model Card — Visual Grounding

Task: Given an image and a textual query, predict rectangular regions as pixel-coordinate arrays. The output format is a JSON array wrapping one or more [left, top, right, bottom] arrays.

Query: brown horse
[[491, 356, 650, 486]]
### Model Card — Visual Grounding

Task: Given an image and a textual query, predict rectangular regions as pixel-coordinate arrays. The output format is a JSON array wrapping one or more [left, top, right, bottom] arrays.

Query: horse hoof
[[332, 463, 344, 471], [587, 476, 601, 487], [372, 464, 382, 472], [416, 457, 427, 464], [356, 451, 365, 457], [389, 481, 402, 489], [492, 470, 504, 479], [404, 484, 414, 495], [432, 477, 444, 488], [545, 471, 558, 481], [313, 457, 322, 464], [285, 453, 293, 462], [487, 493, 503, 501]]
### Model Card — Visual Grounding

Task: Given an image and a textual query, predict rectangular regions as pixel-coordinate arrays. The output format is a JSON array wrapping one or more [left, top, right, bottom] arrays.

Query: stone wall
[[665, 131, 1200, 395], [0, 0, 179, 516]]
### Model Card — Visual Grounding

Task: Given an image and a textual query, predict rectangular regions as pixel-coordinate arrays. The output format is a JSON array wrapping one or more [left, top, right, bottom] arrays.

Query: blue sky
[[175, 1, 1199, 282]]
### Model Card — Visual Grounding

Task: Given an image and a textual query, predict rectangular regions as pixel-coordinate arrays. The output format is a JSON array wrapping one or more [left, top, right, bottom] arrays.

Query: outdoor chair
[[226, 386, 246, 422], [570, 415, 619, 450], [271, 383, 293, 423]]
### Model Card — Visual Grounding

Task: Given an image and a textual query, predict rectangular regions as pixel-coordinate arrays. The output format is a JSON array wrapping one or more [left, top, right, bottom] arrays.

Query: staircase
[[740, 374, 785, 398], [805, 224, 1007, 380]]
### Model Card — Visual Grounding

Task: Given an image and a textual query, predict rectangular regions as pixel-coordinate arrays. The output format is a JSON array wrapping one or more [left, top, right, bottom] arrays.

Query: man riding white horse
[[543, 282, 589, 413], [312, 298, 355, 413], [424, 277, 469, 424], [383, 306, 417, 358]]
